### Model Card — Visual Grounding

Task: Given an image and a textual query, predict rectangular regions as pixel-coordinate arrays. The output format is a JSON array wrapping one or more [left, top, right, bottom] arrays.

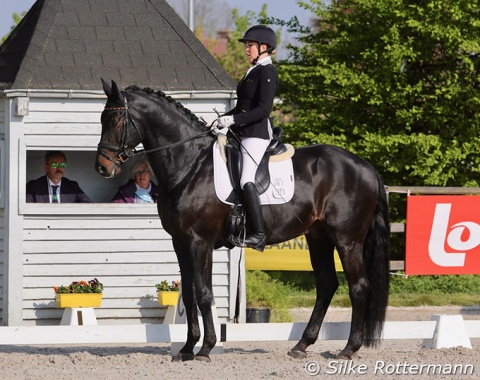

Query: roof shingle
[[0, 0, 236, 91]]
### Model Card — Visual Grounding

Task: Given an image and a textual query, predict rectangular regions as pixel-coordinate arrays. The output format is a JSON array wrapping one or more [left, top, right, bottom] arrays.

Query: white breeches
[[239, 137, 271, 188]]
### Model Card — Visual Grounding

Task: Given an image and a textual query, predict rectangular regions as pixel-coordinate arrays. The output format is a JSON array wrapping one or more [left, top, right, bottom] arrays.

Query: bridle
[[98, 93, 214, 166], [98, 95, 143, 166]]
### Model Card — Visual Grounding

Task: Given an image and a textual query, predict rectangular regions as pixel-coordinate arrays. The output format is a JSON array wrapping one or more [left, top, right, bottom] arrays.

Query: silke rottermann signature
[[304, 360, 475, 376]]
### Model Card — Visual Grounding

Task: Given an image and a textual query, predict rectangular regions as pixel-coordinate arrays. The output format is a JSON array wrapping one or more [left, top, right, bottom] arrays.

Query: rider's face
[[244, 41, 259, 64]]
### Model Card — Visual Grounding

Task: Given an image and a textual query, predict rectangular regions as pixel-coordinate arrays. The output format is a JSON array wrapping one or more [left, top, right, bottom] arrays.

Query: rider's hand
[[217, 115, 235, 129]]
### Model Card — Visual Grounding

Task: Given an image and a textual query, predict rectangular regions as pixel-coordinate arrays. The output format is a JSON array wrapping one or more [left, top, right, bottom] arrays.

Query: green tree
[[1, 12, 26, 44], [278, 0, 480, 190]]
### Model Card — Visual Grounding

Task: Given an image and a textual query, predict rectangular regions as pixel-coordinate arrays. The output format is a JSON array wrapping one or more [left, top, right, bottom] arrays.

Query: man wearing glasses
[[26, 151, 92, 203]]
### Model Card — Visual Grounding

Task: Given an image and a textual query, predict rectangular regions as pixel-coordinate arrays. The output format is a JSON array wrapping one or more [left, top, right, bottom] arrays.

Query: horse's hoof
[[195, 354, 211, 363], [288, 350, 307, 359], [336, 352, 352, 360], [172, 353, 195, 362]]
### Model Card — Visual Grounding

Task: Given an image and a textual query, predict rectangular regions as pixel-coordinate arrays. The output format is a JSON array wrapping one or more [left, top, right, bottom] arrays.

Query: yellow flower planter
[[157, 291, 178, 306], [55, 293, 103, 308]]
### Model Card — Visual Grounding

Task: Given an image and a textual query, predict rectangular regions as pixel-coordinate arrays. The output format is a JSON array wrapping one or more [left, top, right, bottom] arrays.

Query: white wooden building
[[0, 0, 241, 326]]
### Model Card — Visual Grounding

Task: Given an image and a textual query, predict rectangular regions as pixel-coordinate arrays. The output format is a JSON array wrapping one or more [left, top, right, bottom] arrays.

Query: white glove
[[217, 115, 235, 129]]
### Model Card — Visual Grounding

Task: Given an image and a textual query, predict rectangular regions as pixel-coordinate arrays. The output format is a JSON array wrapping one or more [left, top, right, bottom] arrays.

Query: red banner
[[406, 196, 480, 275]]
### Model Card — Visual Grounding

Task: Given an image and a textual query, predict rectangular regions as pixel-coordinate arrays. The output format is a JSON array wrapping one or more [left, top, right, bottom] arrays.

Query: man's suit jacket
[[26, 175, 92, 203]]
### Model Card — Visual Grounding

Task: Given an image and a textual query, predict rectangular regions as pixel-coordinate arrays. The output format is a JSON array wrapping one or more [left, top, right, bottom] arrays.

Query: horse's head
[[96, 79, 142, 178]]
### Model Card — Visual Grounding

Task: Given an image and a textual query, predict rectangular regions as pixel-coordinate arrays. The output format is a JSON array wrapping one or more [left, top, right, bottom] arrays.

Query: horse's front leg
[[171, 239, 216, 362], [192, 241, 216, 362], [171, 241, 201, 362]]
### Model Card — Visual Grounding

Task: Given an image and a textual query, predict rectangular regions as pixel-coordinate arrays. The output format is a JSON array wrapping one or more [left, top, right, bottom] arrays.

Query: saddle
[[225, 127, 288, 203], [215, 127, 289, 249]]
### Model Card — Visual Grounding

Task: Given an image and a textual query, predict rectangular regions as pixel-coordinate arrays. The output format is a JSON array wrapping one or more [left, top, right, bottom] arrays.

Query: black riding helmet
[[238, 25, 277, 51]]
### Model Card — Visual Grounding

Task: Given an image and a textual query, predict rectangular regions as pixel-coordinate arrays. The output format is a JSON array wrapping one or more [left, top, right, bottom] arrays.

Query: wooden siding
[[0, 91, 239, 326], [0, 100, 4, 322], [0, 209, 3, 322], [0, 99, 5, 135], [22, 206, 231, 326]]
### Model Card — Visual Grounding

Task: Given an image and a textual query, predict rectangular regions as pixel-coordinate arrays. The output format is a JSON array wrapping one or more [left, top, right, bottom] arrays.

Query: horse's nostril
[[96, 164, 105, 174]]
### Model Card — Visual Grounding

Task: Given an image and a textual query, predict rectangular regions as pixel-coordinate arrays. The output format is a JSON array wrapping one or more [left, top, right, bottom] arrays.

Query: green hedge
[[265, 271, 480, 294]]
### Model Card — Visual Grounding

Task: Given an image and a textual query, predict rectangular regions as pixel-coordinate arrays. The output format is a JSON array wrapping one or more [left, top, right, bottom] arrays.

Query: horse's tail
[[362, 170, 390, 347]]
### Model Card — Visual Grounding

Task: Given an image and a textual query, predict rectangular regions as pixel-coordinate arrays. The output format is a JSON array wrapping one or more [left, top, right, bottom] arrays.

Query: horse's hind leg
[[336, 242, 369, 359], [288, 233, 337, 359]]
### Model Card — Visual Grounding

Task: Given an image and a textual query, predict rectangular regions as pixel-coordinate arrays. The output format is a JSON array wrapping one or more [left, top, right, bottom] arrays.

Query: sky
[[0, 0, 316, 39], [0, 0, 35, 38]]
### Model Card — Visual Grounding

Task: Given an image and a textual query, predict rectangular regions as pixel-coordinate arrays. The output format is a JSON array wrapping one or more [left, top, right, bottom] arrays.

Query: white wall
[[0, 90, 240, 326], [0, 100, 4, 322], [22, 206, 232, 325]]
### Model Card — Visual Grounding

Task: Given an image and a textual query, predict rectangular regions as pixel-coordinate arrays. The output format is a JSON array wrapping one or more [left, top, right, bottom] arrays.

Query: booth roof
[[0, 0, 236, 92]]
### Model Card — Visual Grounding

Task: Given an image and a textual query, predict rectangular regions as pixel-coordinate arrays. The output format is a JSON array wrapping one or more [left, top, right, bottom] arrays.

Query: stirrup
[[229, 235, 247, 248]]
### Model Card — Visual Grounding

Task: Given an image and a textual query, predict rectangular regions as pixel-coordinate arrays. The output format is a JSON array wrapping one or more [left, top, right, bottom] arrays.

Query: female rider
[[216, 25, 278, 252]]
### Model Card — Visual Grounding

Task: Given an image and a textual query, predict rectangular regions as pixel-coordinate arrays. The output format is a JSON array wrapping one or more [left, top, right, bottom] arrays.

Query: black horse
[[96, 80, 390, 362]]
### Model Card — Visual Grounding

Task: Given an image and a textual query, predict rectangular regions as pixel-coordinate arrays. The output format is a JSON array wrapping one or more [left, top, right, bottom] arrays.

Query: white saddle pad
[[213, 142, 295, 205]]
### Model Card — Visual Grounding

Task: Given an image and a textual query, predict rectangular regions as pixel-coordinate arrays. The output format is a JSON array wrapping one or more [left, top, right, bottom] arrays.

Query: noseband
[[98, 95, 143, 166]]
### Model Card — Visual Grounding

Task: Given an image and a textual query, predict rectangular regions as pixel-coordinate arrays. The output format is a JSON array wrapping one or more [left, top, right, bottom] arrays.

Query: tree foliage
[[277, 0, 480, 189], [1, 12, 25, 44]]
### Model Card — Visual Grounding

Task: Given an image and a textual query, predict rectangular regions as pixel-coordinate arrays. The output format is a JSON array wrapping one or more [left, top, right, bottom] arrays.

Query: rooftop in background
[[0, 0, 236, 91], [201, 29, 229, 57]]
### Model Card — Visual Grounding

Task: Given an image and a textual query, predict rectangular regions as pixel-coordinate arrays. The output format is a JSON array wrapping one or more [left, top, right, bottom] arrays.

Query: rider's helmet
[[238, 25, 277, 50]]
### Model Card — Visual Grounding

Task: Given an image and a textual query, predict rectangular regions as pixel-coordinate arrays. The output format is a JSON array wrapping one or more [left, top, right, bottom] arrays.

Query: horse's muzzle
[[95, 163, 116, 178], [95, 153, 121, 178]]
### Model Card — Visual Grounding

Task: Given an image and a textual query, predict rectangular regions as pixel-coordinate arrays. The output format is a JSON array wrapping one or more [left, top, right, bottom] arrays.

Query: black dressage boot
[[230, 182, 266, 252]]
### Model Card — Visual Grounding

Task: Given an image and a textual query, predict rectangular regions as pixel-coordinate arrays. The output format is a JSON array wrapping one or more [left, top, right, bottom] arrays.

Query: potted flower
[[53, 278, 104, 308], [155, 280, 180, 306]]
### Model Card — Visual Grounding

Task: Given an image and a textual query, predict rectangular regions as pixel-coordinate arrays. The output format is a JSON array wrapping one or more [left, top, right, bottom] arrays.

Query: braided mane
[[125, 85, 207, 129]]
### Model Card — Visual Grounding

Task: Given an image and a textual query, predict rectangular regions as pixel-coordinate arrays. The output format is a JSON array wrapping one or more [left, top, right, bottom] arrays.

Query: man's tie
[[52, 185, 59, 203]]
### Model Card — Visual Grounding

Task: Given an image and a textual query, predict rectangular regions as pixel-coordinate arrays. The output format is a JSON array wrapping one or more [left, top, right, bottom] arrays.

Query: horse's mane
[[125, 85, 208, 129]]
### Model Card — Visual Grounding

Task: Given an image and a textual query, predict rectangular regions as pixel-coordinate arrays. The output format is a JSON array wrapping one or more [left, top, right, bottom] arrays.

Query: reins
[[132, 129, 213, 157]]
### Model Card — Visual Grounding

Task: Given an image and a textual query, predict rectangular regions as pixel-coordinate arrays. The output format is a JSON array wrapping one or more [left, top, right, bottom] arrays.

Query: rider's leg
[[230, 137, 269, 252]]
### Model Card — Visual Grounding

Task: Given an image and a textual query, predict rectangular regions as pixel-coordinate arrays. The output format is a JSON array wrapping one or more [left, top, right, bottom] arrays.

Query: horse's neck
[[143, 130, 212, 192], [137, 95, 212, 189]]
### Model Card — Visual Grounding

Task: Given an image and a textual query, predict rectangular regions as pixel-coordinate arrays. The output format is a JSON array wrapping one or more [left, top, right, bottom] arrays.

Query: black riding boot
[[231, 182, 266, 252]]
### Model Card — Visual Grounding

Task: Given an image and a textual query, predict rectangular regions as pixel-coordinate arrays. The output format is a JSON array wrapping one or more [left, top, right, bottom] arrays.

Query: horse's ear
[[111, 80, 124, 103], [101, 78, 112, 97], [101, 79, 124, 103]]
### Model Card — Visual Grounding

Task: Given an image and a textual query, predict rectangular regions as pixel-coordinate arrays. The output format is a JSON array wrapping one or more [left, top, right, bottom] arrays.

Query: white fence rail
[[0, 315, 477, 350]]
